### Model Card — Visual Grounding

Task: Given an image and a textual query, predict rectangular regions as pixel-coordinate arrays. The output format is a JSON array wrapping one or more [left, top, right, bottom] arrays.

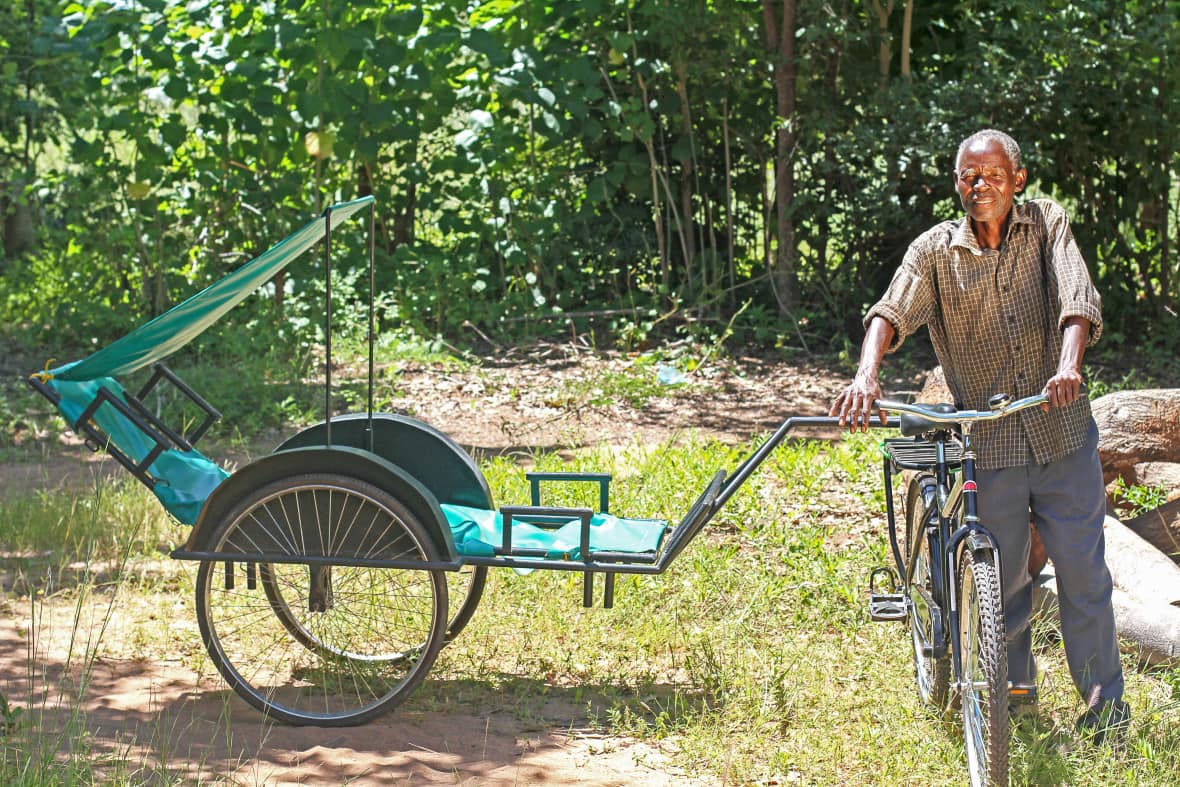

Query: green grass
[[2, 432, 1179, 784]]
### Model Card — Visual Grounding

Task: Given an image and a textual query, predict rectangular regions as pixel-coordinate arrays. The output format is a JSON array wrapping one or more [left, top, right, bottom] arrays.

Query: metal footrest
[[868, 566, 908, 621]]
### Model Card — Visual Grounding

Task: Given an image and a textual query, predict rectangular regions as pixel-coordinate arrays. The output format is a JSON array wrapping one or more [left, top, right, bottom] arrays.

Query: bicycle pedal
[[866, 566, 906, 621], [868, 592, 908, 621]]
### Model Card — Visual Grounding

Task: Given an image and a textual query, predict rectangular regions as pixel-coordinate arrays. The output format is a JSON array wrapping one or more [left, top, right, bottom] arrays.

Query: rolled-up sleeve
[[1042, 203, 1103, 345], [865, 244, 936, 353]]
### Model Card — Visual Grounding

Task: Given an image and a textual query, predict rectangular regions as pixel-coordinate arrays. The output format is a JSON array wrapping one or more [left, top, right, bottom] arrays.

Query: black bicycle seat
[[899, 402, 959, 437]]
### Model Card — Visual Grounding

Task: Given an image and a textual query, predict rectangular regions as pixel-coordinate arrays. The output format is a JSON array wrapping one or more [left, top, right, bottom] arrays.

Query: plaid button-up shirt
[[867, 199, 1103, 469]]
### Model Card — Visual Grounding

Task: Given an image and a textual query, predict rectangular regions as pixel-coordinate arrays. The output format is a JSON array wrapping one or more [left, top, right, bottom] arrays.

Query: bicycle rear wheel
[[958, 548, 1008, 787], [905, 473, 950, 709]]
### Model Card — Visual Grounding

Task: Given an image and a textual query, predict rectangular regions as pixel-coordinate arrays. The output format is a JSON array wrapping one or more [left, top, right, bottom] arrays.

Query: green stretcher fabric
[[45, 365, 230, 525], [51, 195, 374, 382], [440, 503, 668, 564]]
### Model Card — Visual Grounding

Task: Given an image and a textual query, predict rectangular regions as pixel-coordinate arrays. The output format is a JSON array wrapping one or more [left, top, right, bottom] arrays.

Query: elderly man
[[831, 129, 1128, 742]]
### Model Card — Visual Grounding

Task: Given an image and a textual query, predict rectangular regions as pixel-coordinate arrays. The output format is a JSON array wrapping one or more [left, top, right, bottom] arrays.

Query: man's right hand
[[830, 372, 887, 432]]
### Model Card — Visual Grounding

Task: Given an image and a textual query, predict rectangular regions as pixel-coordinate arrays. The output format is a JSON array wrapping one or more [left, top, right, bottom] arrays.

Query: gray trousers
[[974, 419, 1123, 702]]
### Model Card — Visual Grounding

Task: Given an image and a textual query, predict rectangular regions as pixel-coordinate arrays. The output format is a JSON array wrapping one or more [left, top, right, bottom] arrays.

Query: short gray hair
[[956, 129, 1022, 170]]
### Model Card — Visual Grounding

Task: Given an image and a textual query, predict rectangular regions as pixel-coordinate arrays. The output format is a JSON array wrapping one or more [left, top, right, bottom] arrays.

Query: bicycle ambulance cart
[[27, 197, 1037, 786]]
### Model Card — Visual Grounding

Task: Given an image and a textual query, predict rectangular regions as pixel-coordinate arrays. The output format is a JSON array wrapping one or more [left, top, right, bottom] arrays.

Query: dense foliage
[[1, 0, 1177, 356]]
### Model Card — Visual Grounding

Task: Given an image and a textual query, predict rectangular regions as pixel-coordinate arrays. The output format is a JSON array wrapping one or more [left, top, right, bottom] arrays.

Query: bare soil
[[1, 344, 927, 785]]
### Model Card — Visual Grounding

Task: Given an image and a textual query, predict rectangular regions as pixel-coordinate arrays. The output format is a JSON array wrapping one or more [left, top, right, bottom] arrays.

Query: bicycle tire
[[905, 473, 951, 710], [958, 548, 1009, 787], [195, 474, 448, 726]]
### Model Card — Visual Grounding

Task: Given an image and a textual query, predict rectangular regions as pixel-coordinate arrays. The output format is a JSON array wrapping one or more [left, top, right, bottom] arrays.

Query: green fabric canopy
[[51, 195, 373, 382], [37, 196, 373, 524]]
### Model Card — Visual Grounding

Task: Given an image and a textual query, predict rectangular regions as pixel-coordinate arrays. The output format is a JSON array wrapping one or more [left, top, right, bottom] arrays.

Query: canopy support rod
[[367, 200, 376, 453], [323, 207, 333, 447]]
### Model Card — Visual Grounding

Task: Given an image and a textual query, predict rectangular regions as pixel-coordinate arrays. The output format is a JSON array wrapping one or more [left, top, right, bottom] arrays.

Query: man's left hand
[[1042, 368, 1084, 410]]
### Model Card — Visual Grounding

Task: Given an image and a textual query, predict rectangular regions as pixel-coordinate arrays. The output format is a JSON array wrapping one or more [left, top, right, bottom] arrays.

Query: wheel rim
[[906, 478, 946, 708], [197, 480, 446, 724], [910, 542, 937, 701], [961, 565, 988, 787]]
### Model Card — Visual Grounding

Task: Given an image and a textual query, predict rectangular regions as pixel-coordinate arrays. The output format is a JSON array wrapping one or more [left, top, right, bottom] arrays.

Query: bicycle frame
[[886, 422, 1003, 691], [874, 389, 1057, 692]]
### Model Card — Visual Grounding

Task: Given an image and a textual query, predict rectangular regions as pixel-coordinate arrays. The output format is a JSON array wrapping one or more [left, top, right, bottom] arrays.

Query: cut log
[[1092, 389, 1180, 484], [916, 365, 952, 404], [1102, 515, 1180, 606], [1122, 498, 1180, 563], [1127, 461, 1180, 502], [1033, 564, 1180, 666]]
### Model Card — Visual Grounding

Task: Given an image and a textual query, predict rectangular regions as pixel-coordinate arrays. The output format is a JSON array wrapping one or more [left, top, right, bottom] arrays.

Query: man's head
[[954, 129, 1027, 226]]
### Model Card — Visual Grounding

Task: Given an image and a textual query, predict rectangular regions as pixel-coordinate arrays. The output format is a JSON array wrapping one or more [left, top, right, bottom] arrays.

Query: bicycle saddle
[[899, 402, 959, 437]]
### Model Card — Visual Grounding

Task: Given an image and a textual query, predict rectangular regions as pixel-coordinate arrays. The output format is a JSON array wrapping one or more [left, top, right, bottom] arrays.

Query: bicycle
[[865, 388, 1067, 787]]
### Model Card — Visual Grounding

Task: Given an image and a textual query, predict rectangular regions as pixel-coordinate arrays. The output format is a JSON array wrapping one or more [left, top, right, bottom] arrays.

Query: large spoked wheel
[[195, 474, 448, 726], [958, 548, 1009, 787], [905, 474, 950, 709], [445, 564, 487, 644]]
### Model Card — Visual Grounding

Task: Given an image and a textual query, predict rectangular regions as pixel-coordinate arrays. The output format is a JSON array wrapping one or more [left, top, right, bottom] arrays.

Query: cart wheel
[[445, 565, 487, 644], [195, 474, 448, 726], [265, 559, 484, 650]]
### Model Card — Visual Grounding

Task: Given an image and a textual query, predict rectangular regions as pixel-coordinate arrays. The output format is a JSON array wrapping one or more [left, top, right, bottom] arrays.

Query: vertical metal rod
[[367, 201, 376, 452], [323, 208, 333, 447], [883, 456, 904, 575]]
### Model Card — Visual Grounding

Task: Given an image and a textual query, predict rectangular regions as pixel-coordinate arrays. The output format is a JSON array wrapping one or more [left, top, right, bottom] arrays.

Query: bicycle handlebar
[[873, 383, 1087, 424]]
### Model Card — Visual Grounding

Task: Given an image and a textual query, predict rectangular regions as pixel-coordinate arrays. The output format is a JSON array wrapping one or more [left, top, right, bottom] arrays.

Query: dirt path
[[2, 346, 922, 785]]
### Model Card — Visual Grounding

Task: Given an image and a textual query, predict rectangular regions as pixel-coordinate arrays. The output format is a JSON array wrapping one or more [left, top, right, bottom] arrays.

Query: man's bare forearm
[[856, 316, 896, 382], [830, 316, 897, 430], [1044, 316, 1089, 408]]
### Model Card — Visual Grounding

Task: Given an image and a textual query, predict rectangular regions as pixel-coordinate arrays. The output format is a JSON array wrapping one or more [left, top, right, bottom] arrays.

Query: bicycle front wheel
[[958, 548, 1009, 787]]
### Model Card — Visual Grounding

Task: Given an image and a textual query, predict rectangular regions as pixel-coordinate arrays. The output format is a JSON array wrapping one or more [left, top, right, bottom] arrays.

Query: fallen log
[[1122, 498, 1180, 563], [1093, 389, 1180, 484], [1125, 461, 1180, 502], [915, 366, 951, 404], [1103, 515, 1180, 606], [1034, 564, 1180, 666]]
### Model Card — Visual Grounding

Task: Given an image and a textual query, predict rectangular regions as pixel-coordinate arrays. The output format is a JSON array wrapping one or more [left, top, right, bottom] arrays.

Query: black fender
[[274, 413, 493, 510], [182, 445, 457, 561]]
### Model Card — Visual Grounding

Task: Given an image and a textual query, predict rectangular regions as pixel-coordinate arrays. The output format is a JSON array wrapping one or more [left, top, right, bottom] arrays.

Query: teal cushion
[[441, 503, 667, 561]]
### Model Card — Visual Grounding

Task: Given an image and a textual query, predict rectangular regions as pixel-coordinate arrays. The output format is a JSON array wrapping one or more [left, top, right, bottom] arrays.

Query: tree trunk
[[1093, 389, 1180, 483], [675, 60, 696, 290], [2, 185, 36, 258], [722, 98, 736, 311], [762, 0, 799, 314], [900, 0, 914, 79], [1122, 498, 1180, 563], [870, 0, 896, 81]]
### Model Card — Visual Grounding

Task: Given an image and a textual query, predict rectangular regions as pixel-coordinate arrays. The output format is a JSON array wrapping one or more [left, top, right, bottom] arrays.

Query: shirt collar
[[950, 201, 1035, 254]]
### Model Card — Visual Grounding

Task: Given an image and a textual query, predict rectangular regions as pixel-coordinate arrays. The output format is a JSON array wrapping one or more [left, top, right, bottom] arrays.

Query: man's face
[[954, 139, 1027, 225]]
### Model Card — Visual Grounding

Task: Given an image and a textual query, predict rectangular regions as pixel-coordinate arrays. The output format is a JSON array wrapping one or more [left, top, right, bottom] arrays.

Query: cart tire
[[958, 548, 1009, 787], [195, 473, 448, 726], [446, 565, 487, 644], [905, 473, 950, 710]]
